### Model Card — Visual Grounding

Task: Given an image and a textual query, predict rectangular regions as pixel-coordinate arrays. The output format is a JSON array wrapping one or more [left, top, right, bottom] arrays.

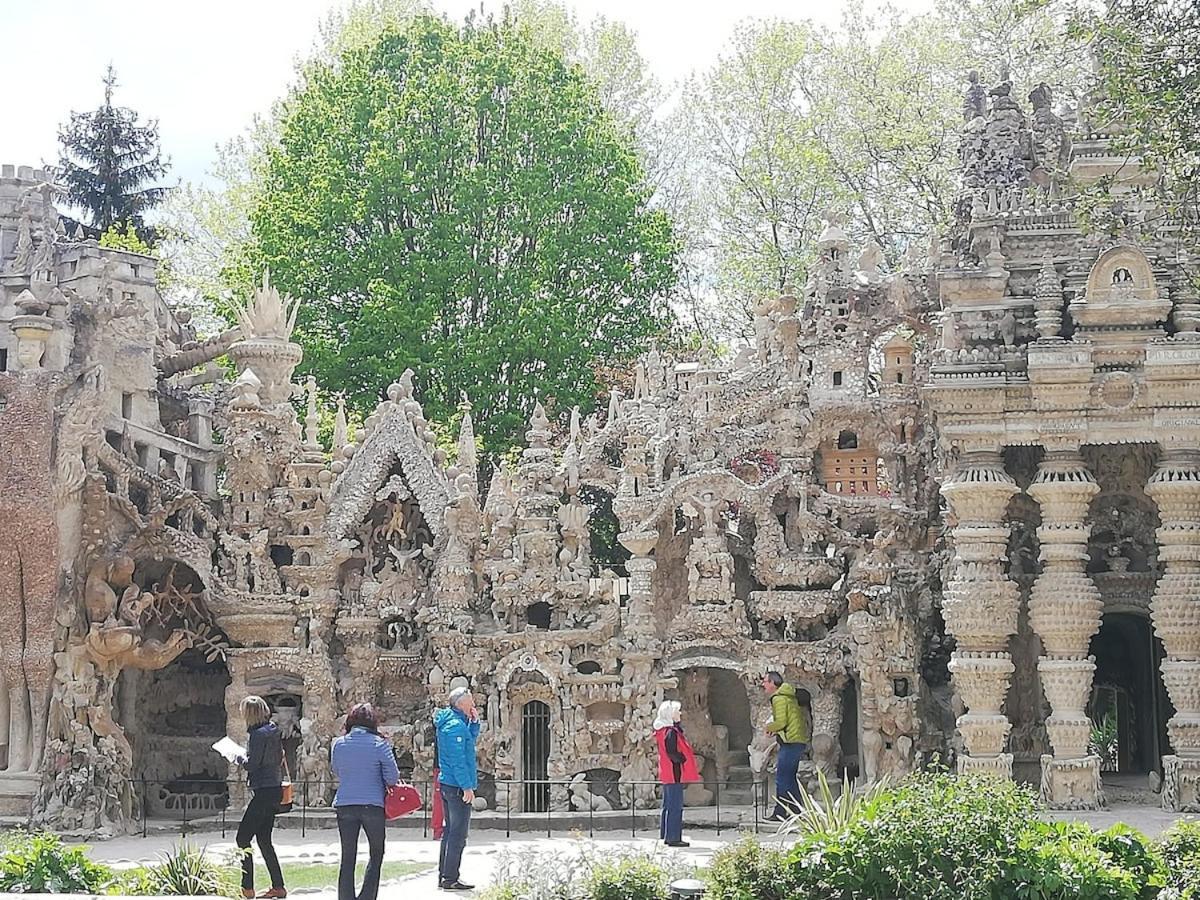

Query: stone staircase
[[720, 750, 759, 806]]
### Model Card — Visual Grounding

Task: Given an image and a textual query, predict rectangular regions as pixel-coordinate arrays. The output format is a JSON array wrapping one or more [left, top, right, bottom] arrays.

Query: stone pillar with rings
[[941, 450, 1021, 777], [1146, 449, 1200, 811], [1027, 449, 1104, 809]]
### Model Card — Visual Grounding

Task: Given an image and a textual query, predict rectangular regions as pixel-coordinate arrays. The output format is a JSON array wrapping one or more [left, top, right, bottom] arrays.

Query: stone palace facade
[[0, 69, 1197, 834]]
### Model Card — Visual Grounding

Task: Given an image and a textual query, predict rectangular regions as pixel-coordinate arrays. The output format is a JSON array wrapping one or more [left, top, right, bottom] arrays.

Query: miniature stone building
[[0, 66, 1195, 836]]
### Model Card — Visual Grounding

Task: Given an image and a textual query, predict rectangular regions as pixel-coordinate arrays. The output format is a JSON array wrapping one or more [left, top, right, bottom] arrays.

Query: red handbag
[[385, 783, 421, 820]]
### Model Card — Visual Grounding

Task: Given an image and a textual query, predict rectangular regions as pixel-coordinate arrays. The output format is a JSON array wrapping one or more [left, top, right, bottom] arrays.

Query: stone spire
[[333, 396, 349, 453], [456, 402, 477, 489], [303, 375, 321, 451], [1034, 256, 1064, 340]]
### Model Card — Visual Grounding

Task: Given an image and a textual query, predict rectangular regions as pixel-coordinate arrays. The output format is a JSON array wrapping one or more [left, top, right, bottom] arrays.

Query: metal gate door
[[522, 700, 551, 812]]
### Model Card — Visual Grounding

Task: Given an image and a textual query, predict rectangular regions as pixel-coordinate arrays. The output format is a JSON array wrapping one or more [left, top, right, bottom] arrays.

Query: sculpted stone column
[[1146, 449, 1200, 811], [1027, 450, 1104, 808], [941, 450, 1020, 777]]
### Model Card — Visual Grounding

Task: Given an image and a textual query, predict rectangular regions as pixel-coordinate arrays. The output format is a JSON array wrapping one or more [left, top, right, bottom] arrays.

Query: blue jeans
[[773, 742, 806, 819], [335, 804, 385, 900], [438, 784, 473, 884], [660, 783, 684, 842]]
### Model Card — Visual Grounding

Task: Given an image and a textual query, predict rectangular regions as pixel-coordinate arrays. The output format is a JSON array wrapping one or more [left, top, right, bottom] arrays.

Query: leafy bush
[[786, 772, 1037, 900], [706, 837, 799, 900], [1158, 821, 1200, 898], [481, 840, 692, 900], [0, 831, 113, 894], [586, 856, 670, 900], [1001, 822, 1165, 900], [123, 841, 238, 897]]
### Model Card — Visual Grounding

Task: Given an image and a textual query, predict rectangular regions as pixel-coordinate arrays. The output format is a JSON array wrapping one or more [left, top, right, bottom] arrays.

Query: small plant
[[778, 768, 889, 838], [125, 841, 238, 897], [1089, 709, 1120, 772], [0, 831, 114, 894], [1001, 822, 1165, 900], [586, 856, 670, 900], [706, 838, 798, 900]]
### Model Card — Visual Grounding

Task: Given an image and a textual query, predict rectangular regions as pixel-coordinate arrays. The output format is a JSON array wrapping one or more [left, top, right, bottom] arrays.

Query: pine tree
[[58, 65, 170, 244]]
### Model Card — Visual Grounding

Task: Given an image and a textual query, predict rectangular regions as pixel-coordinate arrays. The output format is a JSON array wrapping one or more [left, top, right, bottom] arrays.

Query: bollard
[[668, 877, 706, 899]]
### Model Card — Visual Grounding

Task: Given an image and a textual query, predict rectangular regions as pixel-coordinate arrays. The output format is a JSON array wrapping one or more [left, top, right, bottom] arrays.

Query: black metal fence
[[132, 776, 777, 841]]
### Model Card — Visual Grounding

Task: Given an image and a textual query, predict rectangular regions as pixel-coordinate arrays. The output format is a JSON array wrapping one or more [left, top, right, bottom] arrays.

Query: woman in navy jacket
[[236, 696, 286, 899]]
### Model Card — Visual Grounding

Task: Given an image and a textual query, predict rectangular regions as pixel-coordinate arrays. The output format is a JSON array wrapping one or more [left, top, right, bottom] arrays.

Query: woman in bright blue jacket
[[330, 703, 400, 900]]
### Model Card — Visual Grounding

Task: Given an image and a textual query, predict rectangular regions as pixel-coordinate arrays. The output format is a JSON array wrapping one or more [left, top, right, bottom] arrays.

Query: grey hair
[[448, 686, 470, 706]]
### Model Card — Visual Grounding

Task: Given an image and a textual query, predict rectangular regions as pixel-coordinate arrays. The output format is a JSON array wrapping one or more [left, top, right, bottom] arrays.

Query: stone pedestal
[[1146, 450, 1200, 811], [1039, 755, 1104, 809], [940, 451, 1021, 775], [1027, 451, 1104, 808], [1163, 756, 1200, 812]]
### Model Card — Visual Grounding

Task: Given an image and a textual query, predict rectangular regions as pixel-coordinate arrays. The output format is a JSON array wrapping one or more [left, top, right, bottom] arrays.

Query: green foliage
[[481, 841, 692, 900], [585, 856, 670, 900], [0, 831, 113, 894], [779, 768, 890, 838], [250, 13, 677, 455], [786, 773, 1038, 899], [1090, 709, 1120, 771], [58, 65, 170, 244], [1158, 821, 1200, 898], [122, 841, 238, 897], [705, 838, 799, 900], [1001, 822, 1165, 899], [1079, 0, 1200, 233]]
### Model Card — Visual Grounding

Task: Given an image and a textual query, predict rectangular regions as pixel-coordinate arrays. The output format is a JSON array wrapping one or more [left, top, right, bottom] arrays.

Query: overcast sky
[[4, 0, 929, 186]]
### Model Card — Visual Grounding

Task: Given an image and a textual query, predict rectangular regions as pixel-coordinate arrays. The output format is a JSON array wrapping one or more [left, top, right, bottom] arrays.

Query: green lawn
[[249, 860, 430, 891]]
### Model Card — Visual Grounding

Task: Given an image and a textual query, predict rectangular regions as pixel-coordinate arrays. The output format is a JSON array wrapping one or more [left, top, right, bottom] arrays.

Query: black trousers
[[236, 787, 284, 891], [336, 804, 386, 900]]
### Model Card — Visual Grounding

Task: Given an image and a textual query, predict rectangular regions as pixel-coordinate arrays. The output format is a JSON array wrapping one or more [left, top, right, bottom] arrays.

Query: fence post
[[588, 786, 593, 839], [715, 778, 721, 836], [141, 777, 148, 839], [422, 779, 429, 839], [630, 783, 636, 838], [505, 781, 511, 839], [221, 780, 228, 839], [753, 779, 760, 835], [181, 780, 189, 837], [302, 780, 308, 837], [546, 780, 551, 838]]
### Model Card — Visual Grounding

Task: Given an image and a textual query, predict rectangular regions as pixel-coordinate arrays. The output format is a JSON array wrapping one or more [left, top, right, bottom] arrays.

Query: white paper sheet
[[212, 736, 247, 763]]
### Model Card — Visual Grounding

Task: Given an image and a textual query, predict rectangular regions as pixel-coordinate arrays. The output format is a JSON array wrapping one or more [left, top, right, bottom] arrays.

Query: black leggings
[[237, 787, 284, 891], [336, 805, 386, 900]]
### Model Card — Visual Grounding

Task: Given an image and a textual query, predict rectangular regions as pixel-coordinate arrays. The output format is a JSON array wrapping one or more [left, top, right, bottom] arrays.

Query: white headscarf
[[653, 700, 681, 731]]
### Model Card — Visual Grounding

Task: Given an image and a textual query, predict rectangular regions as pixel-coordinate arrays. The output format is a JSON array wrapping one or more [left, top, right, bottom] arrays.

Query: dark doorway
[[521, 700, 551, 812], [1088, 613, 1171, 776], [840, 679, 860, 778]]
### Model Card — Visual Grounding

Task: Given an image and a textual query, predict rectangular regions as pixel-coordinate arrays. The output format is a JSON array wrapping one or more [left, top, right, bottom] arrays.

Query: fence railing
[[132, 777, 777, 841]]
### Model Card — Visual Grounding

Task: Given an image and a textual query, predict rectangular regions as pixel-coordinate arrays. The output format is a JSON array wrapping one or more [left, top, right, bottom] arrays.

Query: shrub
[[1158, 821, 1200, 898], [786, 772, 1038, 900], [706, 837, 798, 900], [124, 841, 238, 897], [779, 769, 891, 839], [586, 856, 670, 900], [1001, 822, 1165, 900], [480, 841, 692, 900], [0, 831, 113, 894]]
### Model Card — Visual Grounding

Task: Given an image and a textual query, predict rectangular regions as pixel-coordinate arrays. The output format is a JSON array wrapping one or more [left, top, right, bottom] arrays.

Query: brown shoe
[[259, 889, 287, 899], [241, 891, 255, 899]]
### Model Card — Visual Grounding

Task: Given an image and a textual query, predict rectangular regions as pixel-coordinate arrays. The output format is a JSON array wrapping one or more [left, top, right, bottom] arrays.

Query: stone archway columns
[[941, 450, 1021, 777], [1146, 449, 1200, 812], [1027, 450, 1104, 809]]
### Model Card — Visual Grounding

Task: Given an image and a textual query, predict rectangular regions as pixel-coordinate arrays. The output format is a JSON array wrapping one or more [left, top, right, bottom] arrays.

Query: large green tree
[[250, 14, 676, 453], [1083, 0, 1200, 228], [58, 65, 170, 244]]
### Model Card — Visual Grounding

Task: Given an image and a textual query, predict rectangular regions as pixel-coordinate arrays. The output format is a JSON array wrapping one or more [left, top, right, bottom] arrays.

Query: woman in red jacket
[[653, 701, 700, 848]]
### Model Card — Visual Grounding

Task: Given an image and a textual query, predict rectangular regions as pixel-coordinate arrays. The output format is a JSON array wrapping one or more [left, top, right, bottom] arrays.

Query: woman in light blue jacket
[[331, 703, 400, 900]]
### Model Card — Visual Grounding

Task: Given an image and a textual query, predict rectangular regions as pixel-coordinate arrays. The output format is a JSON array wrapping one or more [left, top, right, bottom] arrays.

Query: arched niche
[[1085, 246, 1159, 303]]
